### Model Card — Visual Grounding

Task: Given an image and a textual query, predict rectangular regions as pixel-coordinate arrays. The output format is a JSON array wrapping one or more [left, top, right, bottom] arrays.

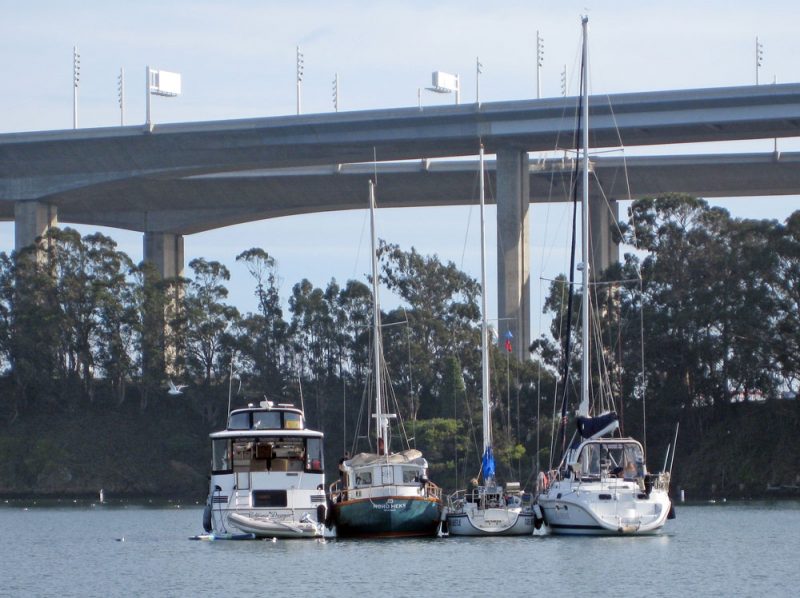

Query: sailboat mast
[[579, 15, 591, 417], [368, 180, 387, 448], [479, 145, 491, 454]]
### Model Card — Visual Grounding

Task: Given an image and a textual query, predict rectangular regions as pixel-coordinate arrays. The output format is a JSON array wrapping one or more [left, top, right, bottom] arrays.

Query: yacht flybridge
[[202, 400, 327, 539]]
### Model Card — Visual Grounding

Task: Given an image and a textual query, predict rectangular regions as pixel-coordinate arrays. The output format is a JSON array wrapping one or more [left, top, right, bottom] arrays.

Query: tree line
[[1, 195, 798, 493]]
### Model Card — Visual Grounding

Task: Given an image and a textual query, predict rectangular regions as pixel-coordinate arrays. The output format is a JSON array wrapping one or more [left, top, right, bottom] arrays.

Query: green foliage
[[1, 201, 798, 498]]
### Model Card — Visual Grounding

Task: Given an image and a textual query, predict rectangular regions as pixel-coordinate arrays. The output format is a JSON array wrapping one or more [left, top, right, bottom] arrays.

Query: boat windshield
[[578, 442, 644, 478], [227, 410, 305, 431]]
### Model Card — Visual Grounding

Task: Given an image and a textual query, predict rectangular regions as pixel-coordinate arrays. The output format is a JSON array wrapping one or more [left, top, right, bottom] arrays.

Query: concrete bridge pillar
[[589, 196, 619, 276], [496, 149, 530, 361], [143, 231, 184, 377], [143, 232, 184, 279], [14, 201, 58, 253]]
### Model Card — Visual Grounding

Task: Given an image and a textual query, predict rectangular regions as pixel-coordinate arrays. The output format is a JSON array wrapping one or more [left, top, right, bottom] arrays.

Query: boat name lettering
[[373, 501, 407, 511]]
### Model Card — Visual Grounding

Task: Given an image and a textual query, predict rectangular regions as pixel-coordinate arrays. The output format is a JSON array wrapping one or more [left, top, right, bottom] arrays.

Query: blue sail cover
[[577, 412, 619, 439], [481, 447, 496, 480]]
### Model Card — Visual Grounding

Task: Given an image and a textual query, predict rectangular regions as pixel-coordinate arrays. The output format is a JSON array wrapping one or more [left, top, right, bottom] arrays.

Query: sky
[[1, 0, 799, 340]]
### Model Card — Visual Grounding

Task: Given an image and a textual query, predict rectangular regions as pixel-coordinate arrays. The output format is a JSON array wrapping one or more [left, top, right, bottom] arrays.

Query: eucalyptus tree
[[377, 242, 481, 422], [0, 252, 14, 375], [0, 247, 62, 416], [774, 211, 800, 393], [182, 258, 240, 385], [81, 232, 139, 404], [235, 248, 291, 394]]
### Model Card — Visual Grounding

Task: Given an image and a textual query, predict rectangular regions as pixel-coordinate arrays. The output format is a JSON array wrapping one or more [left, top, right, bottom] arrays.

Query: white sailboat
[[445, 145, 536, 536], [327, 181, 443, 538], [536, 16, 673, 535]]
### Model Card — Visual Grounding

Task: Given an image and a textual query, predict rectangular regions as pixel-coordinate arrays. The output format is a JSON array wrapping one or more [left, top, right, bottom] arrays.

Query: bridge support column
[[496, 149, 530, 361], [143, 231, 184, 279], [143, 232, 184, 378], [14, 201, 58, 253], [589, 196, 619, 275]]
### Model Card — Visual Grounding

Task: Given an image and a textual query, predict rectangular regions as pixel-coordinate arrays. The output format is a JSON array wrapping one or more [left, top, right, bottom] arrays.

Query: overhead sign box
[[431, 71, 459, 92], [150, 70, 182, 97]]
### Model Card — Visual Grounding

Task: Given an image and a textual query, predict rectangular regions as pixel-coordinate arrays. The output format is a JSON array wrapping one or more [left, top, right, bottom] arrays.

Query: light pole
[[536, 31, 544, 99], [332, 72, 339, 112], [296, 45, 304, 115], [117, 67, 125, 126], [476, 57, 483, 105], [755, 36, 764, 84], [72, 46, 80, 129]]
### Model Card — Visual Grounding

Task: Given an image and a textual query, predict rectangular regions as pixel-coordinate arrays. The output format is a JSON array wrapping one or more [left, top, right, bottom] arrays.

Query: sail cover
[[481, 447, 496, 480], [577, 412, 619, 439]]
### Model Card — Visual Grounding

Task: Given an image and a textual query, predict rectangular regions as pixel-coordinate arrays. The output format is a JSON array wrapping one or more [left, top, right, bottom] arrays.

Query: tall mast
[[579, 15, 590, 417], [368, 181, 387, 448], [479, 145, 491, 455]]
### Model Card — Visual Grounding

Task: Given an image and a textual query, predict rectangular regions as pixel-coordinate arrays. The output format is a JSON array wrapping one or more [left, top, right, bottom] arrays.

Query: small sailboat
[[445, 146, 536, 536], [201, 400, 327, 539], [327, 181, 443, 538], [535, 17, 673, 535]]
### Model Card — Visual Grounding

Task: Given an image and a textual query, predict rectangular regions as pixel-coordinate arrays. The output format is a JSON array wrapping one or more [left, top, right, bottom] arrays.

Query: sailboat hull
[[539, 486, 671, 535], [332, 496, 442, 538], [447, 506, 535, 536]]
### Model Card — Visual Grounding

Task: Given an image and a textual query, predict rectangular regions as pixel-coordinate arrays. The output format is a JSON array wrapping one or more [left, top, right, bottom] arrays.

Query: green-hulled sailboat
[[327, 181, 442, 538]]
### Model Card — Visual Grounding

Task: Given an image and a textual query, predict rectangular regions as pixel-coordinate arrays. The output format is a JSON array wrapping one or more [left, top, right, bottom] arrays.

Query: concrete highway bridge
[[2, 82, 800, 358]]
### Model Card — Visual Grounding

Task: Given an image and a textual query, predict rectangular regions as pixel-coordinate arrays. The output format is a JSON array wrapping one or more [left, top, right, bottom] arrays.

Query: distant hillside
[[0, 389, 797, 501], [673, 401, 800, 500]]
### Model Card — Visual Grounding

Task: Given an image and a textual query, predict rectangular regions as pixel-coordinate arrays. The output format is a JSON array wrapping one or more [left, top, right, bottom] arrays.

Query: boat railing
[[329, 478, 441, 503], [425, 481, 442, 502], [447, 486, 529, 510]]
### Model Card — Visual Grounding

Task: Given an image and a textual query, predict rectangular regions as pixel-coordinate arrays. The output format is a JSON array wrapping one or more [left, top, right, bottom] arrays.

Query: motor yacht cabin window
[[228, 412, 250, 430], [211, 438, 231, 472], [305, 437, 324, 472], [253, 412, 281, 430], [284, 412, 304, 429]]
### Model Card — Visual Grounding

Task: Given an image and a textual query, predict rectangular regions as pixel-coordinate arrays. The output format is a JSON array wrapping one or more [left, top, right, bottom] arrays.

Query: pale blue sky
[[1, 1, 798, 339]]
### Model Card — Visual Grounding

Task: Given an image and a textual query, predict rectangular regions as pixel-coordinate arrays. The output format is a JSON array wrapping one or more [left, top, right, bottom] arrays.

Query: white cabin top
[[209, 400, 323, 439]]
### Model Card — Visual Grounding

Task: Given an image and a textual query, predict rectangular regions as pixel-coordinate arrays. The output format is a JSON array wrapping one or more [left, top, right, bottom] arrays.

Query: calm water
[[1, 499, 798, 597]]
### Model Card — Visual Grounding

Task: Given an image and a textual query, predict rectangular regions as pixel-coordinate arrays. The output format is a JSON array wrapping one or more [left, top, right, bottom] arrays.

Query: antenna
[[298, 375, 305, 414], [227, 359, 234, 416]]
